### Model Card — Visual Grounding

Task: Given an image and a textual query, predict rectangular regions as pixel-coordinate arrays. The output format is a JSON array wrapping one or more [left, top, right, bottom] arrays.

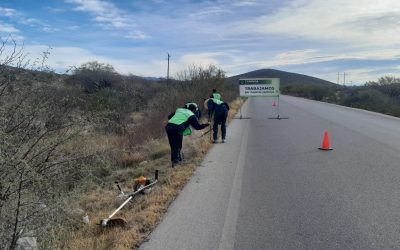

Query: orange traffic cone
[[319, 131, 333, 150], [272, 101, 276, 107]]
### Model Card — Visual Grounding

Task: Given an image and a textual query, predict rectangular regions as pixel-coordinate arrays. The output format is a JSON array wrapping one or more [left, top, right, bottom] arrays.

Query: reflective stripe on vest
[[168, 108, 194, 125], [212, 98, 224, 105], [212, 93, 221, 100]]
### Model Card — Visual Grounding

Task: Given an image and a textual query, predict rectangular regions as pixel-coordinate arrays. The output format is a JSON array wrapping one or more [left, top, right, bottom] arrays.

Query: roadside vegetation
[[282, 76, 400, 117], [0, 38, 239, 249]]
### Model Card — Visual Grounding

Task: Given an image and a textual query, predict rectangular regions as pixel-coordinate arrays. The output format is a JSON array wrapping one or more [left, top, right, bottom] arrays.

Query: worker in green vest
[[207, 97, 229, 143], [210, 89, 221, 100], [166, 102, 209, 167]]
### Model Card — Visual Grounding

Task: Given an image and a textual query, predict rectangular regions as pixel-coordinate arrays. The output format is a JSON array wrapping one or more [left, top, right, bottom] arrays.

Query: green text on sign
[[239, 79, 273, 85]]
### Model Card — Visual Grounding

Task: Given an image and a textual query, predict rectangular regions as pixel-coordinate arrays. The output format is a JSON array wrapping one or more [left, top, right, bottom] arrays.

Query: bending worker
[[165, 102, 209, 167], [207, 96, 229, 143]]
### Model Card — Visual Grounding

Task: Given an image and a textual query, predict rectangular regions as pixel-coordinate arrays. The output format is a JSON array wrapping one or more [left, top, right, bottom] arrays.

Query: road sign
[[239, 78, 280, 97]]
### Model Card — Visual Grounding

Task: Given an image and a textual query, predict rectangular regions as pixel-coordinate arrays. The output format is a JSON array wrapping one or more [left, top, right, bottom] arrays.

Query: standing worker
[[211, 89, 221, 100], [165, 102, 209, 168], [207, 96, 229, 143]]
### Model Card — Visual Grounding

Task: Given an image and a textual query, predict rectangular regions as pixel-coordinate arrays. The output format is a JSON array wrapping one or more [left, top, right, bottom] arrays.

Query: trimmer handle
[[115, 181, 123, 192]]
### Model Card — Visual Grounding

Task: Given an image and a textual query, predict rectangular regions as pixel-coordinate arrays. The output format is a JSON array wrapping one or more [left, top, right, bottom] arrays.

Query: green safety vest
[[212, 93, 221, 100], [212, 98, 224, 105], [168, 108, 194, 136]]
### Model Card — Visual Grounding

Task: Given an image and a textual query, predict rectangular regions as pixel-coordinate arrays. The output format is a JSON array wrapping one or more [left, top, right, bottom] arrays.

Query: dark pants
[[165, 124, 183, 163], [213, 110, 227, 141]]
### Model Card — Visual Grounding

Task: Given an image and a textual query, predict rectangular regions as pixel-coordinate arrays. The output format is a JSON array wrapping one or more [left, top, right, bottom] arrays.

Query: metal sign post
[[271, 95, 288, 119]]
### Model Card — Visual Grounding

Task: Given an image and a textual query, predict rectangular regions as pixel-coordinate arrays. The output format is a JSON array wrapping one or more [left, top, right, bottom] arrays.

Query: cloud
[[180, 54, 218, 68], [0, 21, 19, 33], [125, 31, 150, 40], [246, 0, 400, 47], [19, 45, 164, 76], [189, 6, 231, 19], [65, 0, 148, 39], [67, 0, 112, 13], [5, 0, 399, 85], [24, 45, 108, 71], [261, 49, 400, 68], [316, 66, 400, 85], [66, 0, 132, 28], [19, 45, 230, 78], [67, 25, 80, 31], [19, 18, 58, 32], [232, 1, 259, 7], [178, 51, 236, 69], [0, 7, 17, 17], [45, 7, 66, 13], [0, 6, 57, 34], [93, 15, 132, 29], [210, 46, 400, 84], [66, 0, 123, 26]]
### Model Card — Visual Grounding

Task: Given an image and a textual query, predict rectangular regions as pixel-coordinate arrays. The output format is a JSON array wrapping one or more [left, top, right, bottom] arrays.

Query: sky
[[1, 0, 400, 85]]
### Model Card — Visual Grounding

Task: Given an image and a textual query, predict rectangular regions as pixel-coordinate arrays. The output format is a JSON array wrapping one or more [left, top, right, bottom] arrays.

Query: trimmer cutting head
[[100, 217, 127, 227]]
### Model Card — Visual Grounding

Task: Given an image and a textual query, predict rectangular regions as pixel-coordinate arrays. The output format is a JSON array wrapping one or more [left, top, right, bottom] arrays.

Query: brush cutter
[[100, 170, 159, 227]]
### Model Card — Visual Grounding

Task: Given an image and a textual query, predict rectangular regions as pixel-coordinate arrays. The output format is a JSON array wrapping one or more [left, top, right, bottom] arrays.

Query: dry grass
[[58, 98, 242, 250], [118, 152, 147, 167]]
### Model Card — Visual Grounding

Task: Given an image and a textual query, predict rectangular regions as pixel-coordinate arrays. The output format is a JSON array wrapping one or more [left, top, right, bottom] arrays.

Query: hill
[[228, 68, 336, 87]]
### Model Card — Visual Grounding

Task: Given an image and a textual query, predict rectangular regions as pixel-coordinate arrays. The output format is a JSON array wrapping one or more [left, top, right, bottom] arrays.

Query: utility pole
[[167, 53, 171, 86], [337, 72, 340, 85], [343, 72, 346, 86]]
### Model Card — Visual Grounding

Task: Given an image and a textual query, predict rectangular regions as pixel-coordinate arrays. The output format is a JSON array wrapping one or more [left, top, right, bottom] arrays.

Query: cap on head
[[185, 102, 198, 112]]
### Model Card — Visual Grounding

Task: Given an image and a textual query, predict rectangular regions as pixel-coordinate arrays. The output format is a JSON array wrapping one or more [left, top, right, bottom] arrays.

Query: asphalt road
[[141, 95, 400, 250]]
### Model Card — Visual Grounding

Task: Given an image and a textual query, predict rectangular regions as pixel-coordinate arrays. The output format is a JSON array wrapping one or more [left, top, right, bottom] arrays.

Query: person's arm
[[207, 100, 214, 119], [223, 102, 230, 111], [187, 115, 209, 130], [195, 109, 201, 119]]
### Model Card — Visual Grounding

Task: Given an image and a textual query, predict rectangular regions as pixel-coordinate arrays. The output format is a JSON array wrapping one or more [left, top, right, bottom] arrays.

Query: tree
[[366, 76, 400, 98], [0, 37, 85, 249], [68, 61, 121, 93], [341, 88, 390, 113]]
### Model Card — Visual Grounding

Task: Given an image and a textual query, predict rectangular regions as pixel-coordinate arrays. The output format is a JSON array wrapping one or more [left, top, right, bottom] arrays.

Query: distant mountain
[[228, 69, 336, 87]]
